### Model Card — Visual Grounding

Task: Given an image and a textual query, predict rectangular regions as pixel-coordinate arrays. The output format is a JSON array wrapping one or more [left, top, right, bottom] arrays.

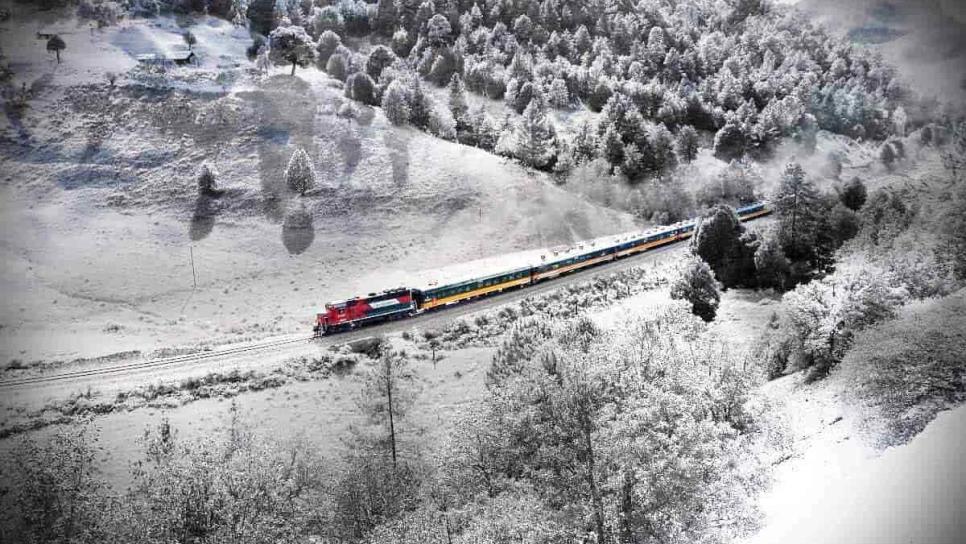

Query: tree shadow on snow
[[385, 129, 410, 185], [255, 128, 290, 224], [281, 203, 315, 255], [338, 123, 362, 178], [189, 195, 217, 241]]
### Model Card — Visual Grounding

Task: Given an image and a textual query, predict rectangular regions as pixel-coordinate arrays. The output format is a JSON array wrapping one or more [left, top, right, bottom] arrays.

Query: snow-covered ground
[[593, 287, 966, 544], [749, 374, 966, 544]]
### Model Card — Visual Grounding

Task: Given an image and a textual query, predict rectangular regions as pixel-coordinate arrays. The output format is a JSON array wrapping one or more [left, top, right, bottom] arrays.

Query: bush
[[781, 273, 906, 377], [326, 53, 348, 81], [839, 177, 867, 211], [345, 72, 378, 106], [670, 254, 721, 321], [381, 80, 411, 125]]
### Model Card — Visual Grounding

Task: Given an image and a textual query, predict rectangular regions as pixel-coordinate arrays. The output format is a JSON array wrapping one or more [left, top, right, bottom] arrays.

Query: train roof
[[325, 287, 411, 307], [325, 202, 767, 304], [414, 218, 706, 292]]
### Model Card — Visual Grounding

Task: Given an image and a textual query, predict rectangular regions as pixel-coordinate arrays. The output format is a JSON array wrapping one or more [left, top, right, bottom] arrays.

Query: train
[[313, 202, 770, 335]]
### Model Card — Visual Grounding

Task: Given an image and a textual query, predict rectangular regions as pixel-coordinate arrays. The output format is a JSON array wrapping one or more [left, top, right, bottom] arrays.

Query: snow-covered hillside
[[0, 13, 637, 364]]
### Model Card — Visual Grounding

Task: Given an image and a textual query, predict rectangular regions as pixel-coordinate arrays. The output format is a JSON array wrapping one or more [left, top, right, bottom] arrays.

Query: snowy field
[[0, 12, 637, 365]]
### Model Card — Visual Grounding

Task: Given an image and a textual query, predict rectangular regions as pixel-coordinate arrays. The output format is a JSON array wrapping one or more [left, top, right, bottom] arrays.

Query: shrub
[[345, 72, 378, 106], [670, 254, 721, 321]]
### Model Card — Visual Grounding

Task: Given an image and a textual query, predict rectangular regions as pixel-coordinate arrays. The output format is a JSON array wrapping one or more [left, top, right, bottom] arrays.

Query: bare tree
[[182, 31, 196, 51], [359, 348, 416, 468]]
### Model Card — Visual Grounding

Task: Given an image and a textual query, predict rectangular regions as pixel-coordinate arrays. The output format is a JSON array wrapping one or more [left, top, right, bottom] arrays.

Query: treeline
[[118, 0, 931, 183], [2, 307, 778, 544]]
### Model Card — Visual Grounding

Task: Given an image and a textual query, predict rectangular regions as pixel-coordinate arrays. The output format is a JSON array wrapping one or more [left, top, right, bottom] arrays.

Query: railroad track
[[0, 335, 314, 389]]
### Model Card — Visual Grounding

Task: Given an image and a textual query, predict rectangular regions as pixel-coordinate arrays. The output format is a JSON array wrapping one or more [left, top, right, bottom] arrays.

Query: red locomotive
[[314, 288, 418, 335]]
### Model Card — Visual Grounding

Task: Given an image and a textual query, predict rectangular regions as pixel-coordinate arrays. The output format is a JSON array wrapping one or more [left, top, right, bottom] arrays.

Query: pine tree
[[426, 14, 452, 45], [326, 53, 348, 81], [649, 123, 677, 172], [285, 147, 316, 196], [599, 124, 625, 168], [514, 94, 555, 169], [587, 80, 612, 112], [359, 349, 416, 469], [754, 233, 791, 291], [381, 80, 411, 126], [372, 0, 396, 36], [879, 142, 897, 171], [447, 73, 469, 127], [409, 77, 432, 129], [572, 120, 599, 164], [691, 205, 758, 288], [366, 45, 396, 81], [773, 162, 820, 263], [713, 121, 746, 162], [255, 47, 272, 75], [315, 30, 342, 67], [346, 72, 378, 106], [197, 162, 217, 195], [671, 254, 721, 322], [548, 78, 570, 109], [676, 125, 699, 163]]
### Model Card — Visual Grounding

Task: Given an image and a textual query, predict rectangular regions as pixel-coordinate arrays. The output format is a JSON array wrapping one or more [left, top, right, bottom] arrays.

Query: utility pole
[[189, 246, 197, 289]]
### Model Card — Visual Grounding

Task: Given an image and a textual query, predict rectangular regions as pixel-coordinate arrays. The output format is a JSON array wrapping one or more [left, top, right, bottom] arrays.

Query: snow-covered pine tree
[[447, 73, 469, 127], [649, 123, 677, 172], [548, 78, 570, 109], [773, 162, 821, 263], [675, 125, 699, 163], [285, 147, 316, 196], [365, 45, 395, 81], [409, 77, 432, 129], [571, 120, 599, 164], [372, 0, 396, 36], [382, 80, 411, 126], [513, 92, 556, 169], [315, 31, 342, 67], [346, 72, 378, 106], [326, 53, 348, 81], [670, 254, 721, 322]]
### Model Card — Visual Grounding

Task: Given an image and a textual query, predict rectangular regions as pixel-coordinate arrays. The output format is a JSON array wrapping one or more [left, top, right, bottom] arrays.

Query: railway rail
[[0, 335, 314, 389]]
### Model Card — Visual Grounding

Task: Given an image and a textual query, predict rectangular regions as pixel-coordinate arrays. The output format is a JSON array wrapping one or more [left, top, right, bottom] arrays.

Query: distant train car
[[314, 288, 417, 335], [736, 202, 770, 221]]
